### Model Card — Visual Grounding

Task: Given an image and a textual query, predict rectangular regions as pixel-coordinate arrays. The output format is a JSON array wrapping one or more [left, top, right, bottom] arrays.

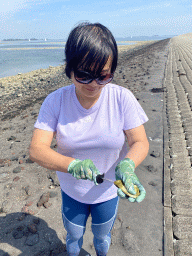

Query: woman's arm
[[29, 128, 75, 173], [124, 124, 149, 168]]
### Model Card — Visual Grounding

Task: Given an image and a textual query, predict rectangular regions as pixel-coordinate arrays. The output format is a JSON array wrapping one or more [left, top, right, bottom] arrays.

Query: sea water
[[0, 40, 66, 78], [0, 37, 171, 78]]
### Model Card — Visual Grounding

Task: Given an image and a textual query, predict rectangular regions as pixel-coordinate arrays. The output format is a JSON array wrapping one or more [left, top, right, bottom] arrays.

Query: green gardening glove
[[68, 159, 100, 185], [115, 158, 146, 203]]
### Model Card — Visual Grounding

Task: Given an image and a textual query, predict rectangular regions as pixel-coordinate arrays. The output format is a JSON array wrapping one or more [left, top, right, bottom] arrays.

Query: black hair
[[64, 22, 118, 78]]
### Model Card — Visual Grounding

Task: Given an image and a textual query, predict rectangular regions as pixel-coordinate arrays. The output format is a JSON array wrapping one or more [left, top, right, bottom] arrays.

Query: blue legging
[[61, 190, 119, 256]]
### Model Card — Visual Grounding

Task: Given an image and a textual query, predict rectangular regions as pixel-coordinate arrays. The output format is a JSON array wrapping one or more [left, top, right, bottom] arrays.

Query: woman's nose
[[89, 80, 98, 87]]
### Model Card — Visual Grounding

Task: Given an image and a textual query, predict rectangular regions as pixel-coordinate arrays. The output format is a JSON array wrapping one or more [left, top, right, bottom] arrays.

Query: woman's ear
[[70, 71, 74, 80]]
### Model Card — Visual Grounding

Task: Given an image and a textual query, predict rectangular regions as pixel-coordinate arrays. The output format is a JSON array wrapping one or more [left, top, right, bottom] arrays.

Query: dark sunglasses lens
[[75, 71, 93, 84], [97, 74, 113, 85]]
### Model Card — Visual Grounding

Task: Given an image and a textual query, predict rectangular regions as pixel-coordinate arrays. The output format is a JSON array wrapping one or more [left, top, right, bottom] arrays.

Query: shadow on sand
[[0, 212, 90, 256]]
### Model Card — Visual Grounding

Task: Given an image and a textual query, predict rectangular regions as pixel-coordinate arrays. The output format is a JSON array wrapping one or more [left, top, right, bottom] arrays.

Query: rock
[[7, 136, 16, 141], [1, 200, 13, 213], [27, 223, 38, 234], [47, 171, 60, 187], [10, 156, 19, 161], [150, 150, 160, 158], [148, 181, 157, 186], [49, 191, 58, 198], [12, 226, 25, 239], [37, 192, 50, 207], [43, 202, 52, 208], [145, 165, 158, 173], [150, 88, 164, 93], [25, 233, 39, 246], [25, 201, 33, 207], [13, 167, 22, 173], [21, 206, 29, 213], [18, 213, 26, 221], [13, 176, 20, 182], [26, 158, 34, 163], [22, 185, 31, 195], [33, 218, 40, 225]]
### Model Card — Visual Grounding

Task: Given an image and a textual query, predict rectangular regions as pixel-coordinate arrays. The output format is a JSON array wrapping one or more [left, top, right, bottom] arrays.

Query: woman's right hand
[[67, 159, 100, 185]]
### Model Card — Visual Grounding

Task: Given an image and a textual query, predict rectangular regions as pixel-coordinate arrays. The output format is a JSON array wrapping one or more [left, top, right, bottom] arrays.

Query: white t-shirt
[[34, 83, 148, 204]]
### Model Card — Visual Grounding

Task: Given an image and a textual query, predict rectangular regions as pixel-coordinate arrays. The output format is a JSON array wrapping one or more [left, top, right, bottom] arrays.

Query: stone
[[148, 181, 157, 186], [150, 150, 160, 158], [13, 167, 22, 173], [13, 176, 20, 182], [25, 233, 39, 246], [27, 223, 38, 234], [43, 202, 52, 208], [10, 156, 19, 161], [145, 165, 158, 173], [7, 136, 16, 141], [33, 218, 40, 225], [22, 185, 31, 195], [26, 158, 34, 163], [12, 229, 24, 239], [18, 213, 26, 221], [49, 191, 58, 198], [37, 192, 50, 207], [25, 201, 33, 207]]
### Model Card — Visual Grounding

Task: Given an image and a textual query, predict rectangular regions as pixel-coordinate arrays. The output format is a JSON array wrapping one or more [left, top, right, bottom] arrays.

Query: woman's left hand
[[115, 158, 146, 203]]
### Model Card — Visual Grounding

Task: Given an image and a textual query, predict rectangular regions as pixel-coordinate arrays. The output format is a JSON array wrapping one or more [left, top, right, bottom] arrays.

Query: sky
[[0, 0, 192, 40]]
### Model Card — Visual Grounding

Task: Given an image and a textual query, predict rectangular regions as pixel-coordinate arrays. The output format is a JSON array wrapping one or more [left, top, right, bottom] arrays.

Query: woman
[[29, 22, 149, 256]]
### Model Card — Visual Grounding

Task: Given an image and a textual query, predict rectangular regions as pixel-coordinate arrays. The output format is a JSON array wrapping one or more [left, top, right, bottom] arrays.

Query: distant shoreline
[[0, 35, 175, 42]]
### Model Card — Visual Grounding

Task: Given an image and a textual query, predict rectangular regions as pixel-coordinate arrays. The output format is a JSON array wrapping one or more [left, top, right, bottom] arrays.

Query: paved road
[[163, 33, 192, 256]]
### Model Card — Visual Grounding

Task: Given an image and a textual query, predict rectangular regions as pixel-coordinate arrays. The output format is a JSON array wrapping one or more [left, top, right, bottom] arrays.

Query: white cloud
[[1, 0, 28, 13], [123, 2, 172, 15], [107, 2, 172, 18], [0, 0, 70, 14]]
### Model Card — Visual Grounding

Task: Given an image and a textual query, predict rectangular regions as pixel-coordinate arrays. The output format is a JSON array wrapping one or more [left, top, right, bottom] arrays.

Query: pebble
[[25, 233, 39, 246], [145, 165, 158, 173], [10, 156, 19, 161], [150, 150, 160, 158], [148, 181, 158, 186], [43, 202, 52, 208], [28, 223, 38, 234], [13, 167, 22, 173], [13, 176, 20, 182], [22, 185, 31, 196], [12, 229, 24, 239], [25, 201, 33, 207], [37, 192, 50, 207]]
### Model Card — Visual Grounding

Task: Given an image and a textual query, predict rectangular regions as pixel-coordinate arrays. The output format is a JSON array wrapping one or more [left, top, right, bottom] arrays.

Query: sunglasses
[[74, 70, 113, 85]]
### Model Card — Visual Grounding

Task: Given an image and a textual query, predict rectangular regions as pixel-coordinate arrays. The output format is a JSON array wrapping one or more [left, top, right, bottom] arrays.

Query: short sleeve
[[122, 88, 148, 130], [34, 92, 61, 132]]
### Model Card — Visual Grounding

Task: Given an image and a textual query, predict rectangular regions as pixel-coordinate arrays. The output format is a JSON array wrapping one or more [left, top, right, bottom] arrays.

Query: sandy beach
[[0, 38, 171, 255]]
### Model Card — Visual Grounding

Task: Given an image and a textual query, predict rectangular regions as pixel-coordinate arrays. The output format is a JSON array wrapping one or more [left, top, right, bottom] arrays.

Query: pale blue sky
[[0, 0, 192, 39]]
